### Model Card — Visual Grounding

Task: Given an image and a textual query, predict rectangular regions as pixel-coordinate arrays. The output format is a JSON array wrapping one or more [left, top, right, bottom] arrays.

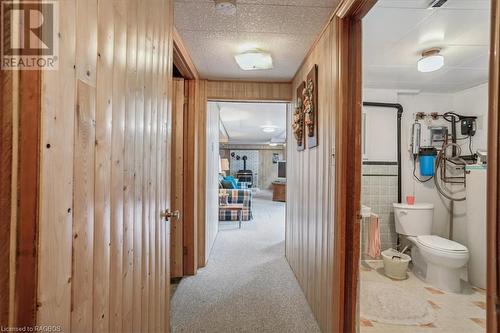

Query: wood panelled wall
[[207, 80, 292, 102], [35, 0, 174, 331], [285, 18, 338, 333]]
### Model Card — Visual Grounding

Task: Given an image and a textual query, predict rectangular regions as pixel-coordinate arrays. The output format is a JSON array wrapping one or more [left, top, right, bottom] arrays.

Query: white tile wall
[[361, 164, 399, 258]]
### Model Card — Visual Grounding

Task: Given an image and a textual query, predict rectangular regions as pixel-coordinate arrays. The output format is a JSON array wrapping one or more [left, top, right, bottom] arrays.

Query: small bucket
[[381, 248, 411, 280]]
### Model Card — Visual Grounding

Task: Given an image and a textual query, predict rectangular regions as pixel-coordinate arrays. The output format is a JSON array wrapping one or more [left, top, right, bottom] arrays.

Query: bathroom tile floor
[[360, 260, 486, 333]]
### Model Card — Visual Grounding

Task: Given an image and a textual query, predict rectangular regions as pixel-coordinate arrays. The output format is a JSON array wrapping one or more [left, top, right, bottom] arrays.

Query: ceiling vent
[[215, 0, 237, 15], [428, 0, 448, 8]]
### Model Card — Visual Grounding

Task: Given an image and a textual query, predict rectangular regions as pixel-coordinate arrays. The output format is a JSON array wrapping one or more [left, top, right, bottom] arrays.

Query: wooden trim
[[337, 1, 500, 333], [173, 27, 199, 80], [14, 61, 41, 328], [183, 80, 199, 275], [336, 0, 375, 19], [196, 80, 208, 267], [206, 80, 292, 102], [171, 78, 185, 278], [488, 0, 500, 331], [334, 1, 376, 333], [0, 40, 13, 329]]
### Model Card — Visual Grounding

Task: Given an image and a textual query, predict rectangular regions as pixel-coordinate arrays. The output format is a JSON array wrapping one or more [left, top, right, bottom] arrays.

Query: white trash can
[[381, 248, 411, 280]]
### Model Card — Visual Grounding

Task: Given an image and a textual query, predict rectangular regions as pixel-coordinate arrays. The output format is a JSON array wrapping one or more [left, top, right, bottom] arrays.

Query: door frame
[[336, 0, 500, 332], [172, 29, 204, 276], [487, 0, 500, 331]]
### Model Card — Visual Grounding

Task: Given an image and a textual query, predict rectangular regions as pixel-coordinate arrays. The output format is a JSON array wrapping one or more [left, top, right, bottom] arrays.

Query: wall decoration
[[304, 64, 318, 148], [292, 81, 305, 151], [272, 153, 279, 164]]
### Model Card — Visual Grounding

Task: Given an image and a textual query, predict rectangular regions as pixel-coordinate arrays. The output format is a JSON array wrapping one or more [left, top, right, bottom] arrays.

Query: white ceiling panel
[[441, 0, 491, 10], [375, 0, 430, 9], [218, 102, 287, 143], [363, 0, 491, 93], [174, 0, 336, 81], [375, 0, 490, 10]]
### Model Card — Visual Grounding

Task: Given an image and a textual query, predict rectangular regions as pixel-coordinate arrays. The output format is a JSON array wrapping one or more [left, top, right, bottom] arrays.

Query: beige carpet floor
[[171, 193, 320, 333]]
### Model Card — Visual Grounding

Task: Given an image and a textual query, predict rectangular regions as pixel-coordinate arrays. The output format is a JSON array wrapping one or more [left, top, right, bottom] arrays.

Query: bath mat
[[360, 281, 435, 326]]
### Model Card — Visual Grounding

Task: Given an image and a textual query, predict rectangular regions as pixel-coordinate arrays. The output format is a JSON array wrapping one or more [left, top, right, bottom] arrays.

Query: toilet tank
[[393, 203, 434, 236]]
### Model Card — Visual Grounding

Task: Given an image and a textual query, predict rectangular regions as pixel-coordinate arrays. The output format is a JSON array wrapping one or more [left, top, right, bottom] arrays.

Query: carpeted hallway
[[171, 192, 321, 333]]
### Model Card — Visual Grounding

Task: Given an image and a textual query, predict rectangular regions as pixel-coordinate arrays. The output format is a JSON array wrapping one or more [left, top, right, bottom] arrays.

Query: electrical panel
[[461, 118, 476, 136]]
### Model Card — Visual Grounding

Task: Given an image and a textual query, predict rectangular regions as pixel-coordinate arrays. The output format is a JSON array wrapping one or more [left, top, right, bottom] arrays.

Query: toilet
[[393, 203, 469, 293]]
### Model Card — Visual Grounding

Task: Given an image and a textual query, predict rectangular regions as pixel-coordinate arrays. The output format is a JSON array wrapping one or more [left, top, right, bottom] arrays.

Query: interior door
[[171, 78, 186, 278]]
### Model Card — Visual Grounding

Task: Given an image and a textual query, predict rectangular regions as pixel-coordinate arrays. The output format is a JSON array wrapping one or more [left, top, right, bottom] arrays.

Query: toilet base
[[410, 242, 465, 293], [426, 263, 462, 293]]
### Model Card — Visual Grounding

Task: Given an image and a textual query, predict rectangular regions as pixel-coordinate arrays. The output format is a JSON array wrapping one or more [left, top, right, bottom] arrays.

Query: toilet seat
[[416, 235, 468, 253]]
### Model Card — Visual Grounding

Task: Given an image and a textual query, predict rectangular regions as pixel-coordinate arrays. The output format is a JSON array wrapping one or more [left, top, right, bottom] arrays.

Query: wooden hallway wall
[[285, 8, 340, 333], [34, 0, 174, 331]]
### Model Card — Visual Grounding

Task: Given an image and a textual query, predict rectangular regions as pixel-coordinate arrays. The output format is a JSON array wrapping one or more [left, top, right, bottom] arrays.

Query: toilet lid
[[417, 235, 468, 252]]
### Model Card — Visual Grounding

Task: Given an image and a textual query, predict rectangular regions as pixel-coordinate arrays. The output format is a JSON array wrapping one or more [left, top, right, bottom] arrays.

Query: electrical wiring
[[469, 136, 474, 155]]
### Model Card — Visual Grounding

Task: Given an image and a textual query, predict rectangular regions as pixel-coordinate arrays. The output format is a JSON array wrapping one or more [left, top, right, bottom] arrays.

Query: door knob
[[161, 209, 180, 221]]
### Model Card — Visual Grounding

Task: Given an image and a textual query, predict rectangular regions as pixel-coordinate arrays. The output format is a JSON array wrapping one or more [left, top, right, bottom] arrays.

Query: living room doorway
[[209, 101, 288, 240]]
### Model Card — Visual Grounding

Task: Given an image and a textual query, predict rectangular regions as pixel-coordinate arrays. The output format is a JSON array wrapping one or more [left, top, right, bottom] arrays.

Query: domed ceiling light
[[417, 48, 444, 73], [235, 49, 273, 71], [215, 0, 237, 15]]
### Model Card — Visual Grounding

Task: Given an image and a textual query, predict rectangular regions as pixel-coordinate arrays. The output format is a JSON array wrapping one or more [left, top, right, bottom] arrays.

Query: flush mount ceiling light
[[417, 48, 444, 73], [235, 49, 273, 71], [269, 142, 278, 147], [261, 126, 277, 133], [215, 0, 236, 16]]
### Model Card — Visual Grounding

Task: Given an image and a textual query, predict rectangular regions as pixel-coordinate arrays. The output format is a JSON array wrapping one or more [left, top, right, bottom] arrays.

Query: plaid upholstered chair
[[218, 189, 253, 221]]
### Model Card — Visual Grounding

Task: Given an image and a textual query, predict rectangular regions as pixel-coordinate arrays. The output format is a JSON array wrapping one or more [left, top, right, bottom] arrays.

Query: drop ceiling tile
[[363, 2, 490, 93], [174, 2, 238, 32], [283, 0, 338, 7], [363, 7, 435, 61], [442, 0, 490, 10], [375, 0, 430, 9], [407, 8, 491, 46], [459, 51, 490, 69], [236, 4, 330, 35], [176, 0, 337, 7], [432, 67, 488, 85], [364, 65, 489, 93], [174, 0, 333, 80], [365, 44, 489, 69]]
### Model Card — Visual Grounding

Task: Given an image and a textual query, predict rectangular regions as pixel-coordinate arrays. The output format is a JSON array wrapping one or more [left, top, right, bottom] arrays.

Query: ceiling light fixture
[[269, 143, 278, 147], [417, 48, 444, 73], [261, 126, 277, 133], [215, 0, 237, 16], [235, 49, 273, 71]]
